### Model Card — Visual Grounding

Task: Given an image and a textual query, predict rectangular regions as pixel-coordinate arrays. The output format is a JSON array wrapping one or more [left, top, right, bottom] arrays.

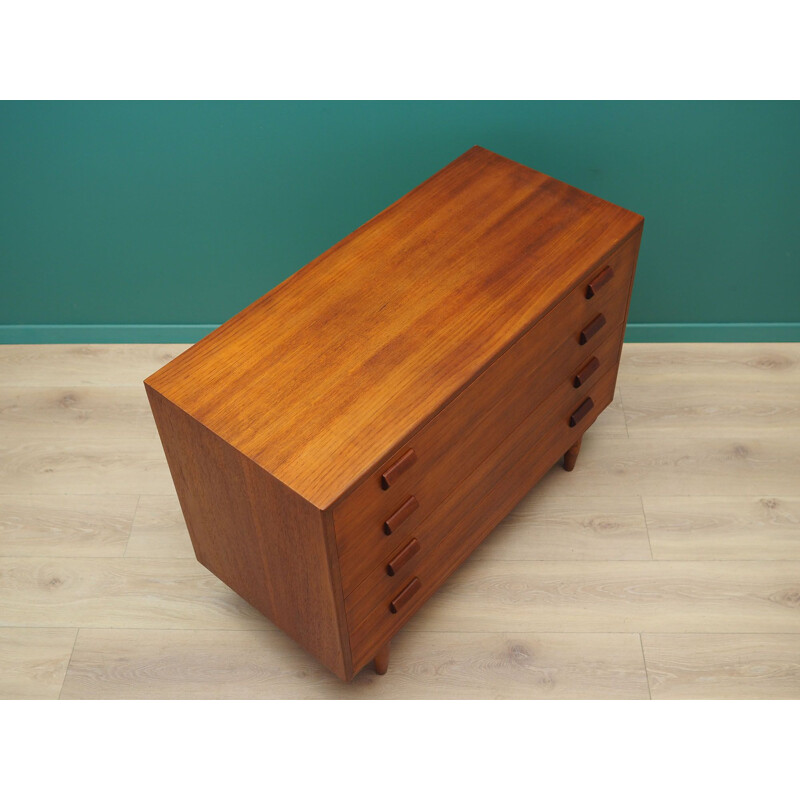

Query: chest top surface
[[146, 146, 643, 510]]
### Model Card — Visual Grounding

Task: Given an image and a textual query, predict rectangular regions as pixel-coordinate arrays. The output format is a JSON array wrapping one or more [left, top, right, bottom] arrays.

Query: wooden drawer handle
[[386, 538, 420, 576], [579, 313, 606, 345], [381, 448, 417, 490], [389, 577, 421, 614], [585, 265, 614, 298], [569, 397, 594, 427], [384, 495, 419, 535], [573, 356, 600, 388]]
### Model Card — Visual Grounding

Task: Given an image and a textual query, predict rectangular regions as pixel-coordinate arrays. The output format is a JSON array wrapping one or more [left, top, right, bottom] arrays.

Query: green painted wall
[[1, 101, 798, 343]]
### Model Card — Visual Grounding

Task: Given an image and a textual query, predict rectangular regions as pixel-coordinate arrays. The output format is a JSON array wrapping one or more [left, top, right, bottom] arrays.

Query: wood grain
[[469, 493, 651, 561], [146, 387, 352, 679], [146, 146, 643, 509], [333, 240, 632, 530], [339, 350, 622, 597], [126, 494, 194, 558], [142, 149, 642, 678], [404, 559, 800, 633], [0, 438, 173, 495], [0, 627, 77, 699], [344, 369, 618, 621], [533, 434, 800, 497], [621, 384, 800, 436], [642, 633, 800, 699], [334, 297, 630, 590], [643, 496, 800, 560], [348, 370, 619, 670], [619, 342, 800, 386], [60, 628, 648, 699], [0, 344, 191, 387], [0, 494, 138, 557], [0, 387, 159, 439], [0, 557, 273, 629]]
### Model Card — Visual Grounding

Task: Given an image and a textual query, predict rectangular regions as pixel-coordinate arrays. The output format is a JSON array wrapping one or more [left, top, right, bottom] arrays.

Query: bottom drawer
[[349, 366, 618, 672]]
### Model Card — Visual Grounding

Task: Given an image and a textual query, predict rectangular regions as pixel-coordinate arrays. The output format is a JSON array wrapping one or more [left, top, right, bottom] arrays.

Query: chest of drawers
[[145, 146, 644, 680]]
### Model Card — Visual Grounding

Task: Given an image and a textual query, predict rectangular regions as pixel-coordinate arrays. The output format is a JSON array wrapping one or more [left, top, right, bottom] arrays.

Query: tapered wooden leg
[[374, 642, 391, 675], [562, 436, 583, 472]]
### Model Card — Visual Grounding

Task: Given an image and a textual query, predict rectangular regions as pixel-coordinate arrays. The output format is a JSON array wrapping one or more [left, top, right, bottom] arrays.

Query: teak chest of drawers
[[145, 146, 644, 680]]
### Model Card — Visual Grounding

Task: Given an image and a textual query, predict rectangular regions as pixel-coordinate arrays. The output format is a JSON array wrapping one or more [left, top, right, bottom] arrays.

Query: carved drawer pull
[[381, 449, 417, 490], [569, 397, 595, 427], [384, 496, 419, 536], [585, 265, 614, 298], [579, 313, 606, 345], [573, 356, 600, 388], [386, 538, 420, 576], [389, 577, 421, 614]]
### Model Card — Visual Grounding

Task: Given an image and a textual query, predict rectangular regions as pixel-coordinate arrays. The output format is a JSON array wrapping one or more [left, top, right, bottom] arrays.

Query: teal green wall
[[1, 101, 798, 343]]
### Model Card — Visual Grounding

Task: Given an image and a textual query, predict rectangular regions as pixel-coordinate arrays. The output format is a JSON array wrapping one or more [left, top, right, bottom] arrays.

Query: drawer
[[347, 364, 619, 666], [348, 368, 616, 671], [335, 255, 631, 599], [343, 329, 622, 619], [337, 304, 621, 596]]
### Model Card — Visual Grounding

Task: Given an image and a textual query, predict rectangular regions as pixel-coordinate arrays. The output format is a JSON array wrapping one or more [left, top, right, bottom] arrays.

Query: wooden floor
[[1, 342, 799, 699]]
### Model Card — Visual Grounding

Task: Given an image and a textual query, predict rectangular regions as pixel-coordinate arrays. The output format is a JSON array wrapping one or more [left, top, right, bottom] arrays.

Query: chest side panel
[[145, 385, 352, 680]]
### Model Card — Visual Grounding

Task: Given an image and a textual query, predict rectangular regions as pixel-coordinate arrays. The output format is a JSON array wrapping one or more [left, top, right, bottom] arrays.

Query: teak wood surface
[[343, 339, 622, 618], [142, 146, 644, 679], [145, 146, 643, 510], [333, 236, 637, 595], [348, 370, 619, 670], [145, 387, 352, 678]]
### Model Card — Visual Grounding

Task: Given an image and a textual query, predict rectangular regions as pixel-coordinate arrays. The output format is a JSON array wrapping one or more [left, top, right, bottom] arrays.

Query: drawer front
[[349, 366, 619, 670], [344, 330, 622, 619], [334, 233, 636, 598]]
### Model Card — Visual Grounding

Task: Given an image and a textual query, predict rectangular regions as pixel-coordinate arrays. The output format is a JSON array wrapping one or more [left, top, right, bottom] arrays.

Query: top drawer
[[332, 232, 639, 594]]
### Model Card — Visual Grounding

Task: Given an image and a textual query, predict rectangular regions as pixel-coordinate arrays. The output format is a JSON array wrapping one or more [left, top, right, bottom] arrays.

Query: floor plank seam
[[616, 384, 632, 439], [57, 628, 80, 701], [639, 496, 655, 560], [121, 495, 142, 558], [638, 633, 652, 700]]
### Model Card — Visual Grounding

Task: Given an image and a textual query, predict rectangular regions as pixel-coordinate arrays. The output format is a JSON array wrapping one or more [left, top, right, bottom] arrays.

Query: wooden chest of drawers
[[145, 146, 644, 680]]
